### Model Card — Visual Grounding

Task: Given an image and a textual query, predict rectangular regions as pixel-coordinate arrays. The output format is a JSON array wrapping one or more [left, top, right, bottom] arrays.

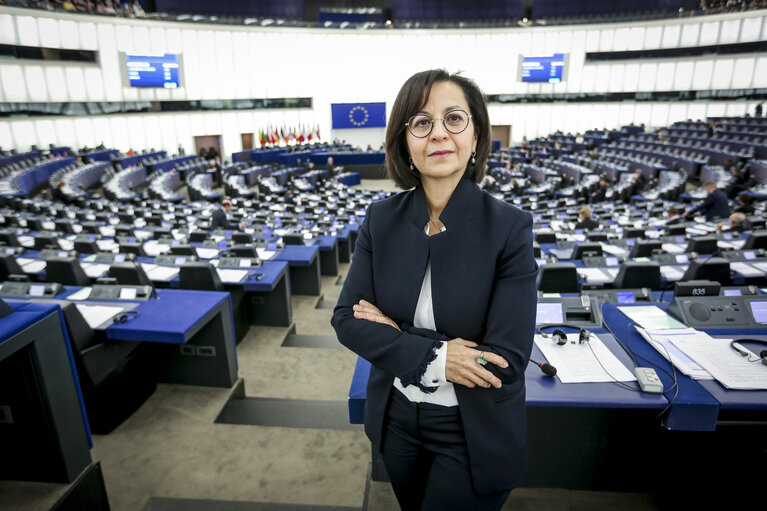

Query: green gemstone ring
[[476, 353, 487, 366]]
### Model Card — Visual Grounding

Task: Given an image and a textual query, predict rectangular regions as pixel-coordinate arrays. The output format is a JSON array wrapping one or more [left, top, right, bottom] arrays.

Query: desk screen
[[521, 54, 566, 83], [119, 288, 137, 300], [29, 284, 45, 297], [125, 53, 180, 88], [174, 257, 186, 265], [114, 254, 126, 263], [675, 254, 689, 264], [536, 302, 564, 324], [749, 301, 767, 323], [723, 289, 741, 296], [616, 291, 636, 304]]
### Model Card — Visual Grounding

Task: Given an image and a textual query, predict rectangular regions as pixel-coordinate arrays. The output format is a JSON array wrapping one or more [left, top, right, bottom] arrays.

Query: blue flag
[[331, 102, 386, 129]]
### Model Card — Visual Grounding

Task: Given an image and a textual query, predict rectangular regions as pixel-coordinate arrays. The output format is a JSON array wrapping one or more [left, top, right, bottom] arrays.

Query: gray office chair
[[109, 262, 153, 287], [628, 240, 662, 259], [684, 236, 718, 255], [572, 242, 603, 260], [742, 231, 767, 250], [536, 263, 579, 293], [681, 258, 731, 286], [45, 258, 91, 286], [0, 254, 26, 281]]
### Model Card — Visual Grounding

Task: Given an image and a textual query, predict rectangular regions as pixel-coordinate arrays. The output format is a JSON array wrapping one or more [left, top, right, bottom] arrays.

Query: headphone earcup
[[579, 329, 590, 344], [552, 329, 567, 345], [761, 350, 767, 366]]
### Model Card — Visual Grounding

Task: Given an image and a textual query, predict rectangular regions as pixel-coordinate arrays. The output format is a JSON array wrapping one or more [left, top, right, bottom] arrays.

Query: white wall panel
[[97, 24, 122, 102], [173, 114, 192, 154], [0, 122, 12, 150], [91, 117, 112, 149], [54, 118, 76, 148], [607, 64, 623, 92], [214, 31, 235, 99], [543, 29, 558, 54], [650, 104, 669, 129], [698, 21, 719, 46], [636, 62, 657, 92], [692, 60, 713, 90], [643, 26, 662, 49], [604, 104, 620, 130], [622, 63, 639, 93], [44, 66, 68, 101], [115, 25, 133, 52], [632, 104, 651, 127], [579, 64, 596, 93], [661, 25, 680, 48], [0, 13, 16, 45], [1, 64, 27, 102], [705, 102, 726, 118], [613, 28, 630, 51], [585, 29, 600, 52], [754, 56, 767, 88], [598, 29, 614, 52], [687, 103, 707, 122], [126, 116, 147, 150], [731, 57, 755, 89], [38, 17, 60, 48], [726, 102, 747, 117], [73, 118, 95, 149], [109, 117, 129, 151], [132, 26, 151, 54], [12, 121, 36, 151], [655, 62, 675, 90], [59, 20, 79, 49], [197, 30, 218, 100], [78, 22, 97, 50], [149, 27, 166, 53], [627, 27, 644, 51], [672, 61, 693, 91], [619, 103, 635, 126], [711, 59, 733, 89], [35, 119, 56, 148], [557, 31, 572, 53], [680, 23, 699, 47], [16, 16, 39, 47], [157, 115, 177, 154], [166, 28, 183, 53], [565, 31, 585, 94], [24, 65, 47, 102], [762, 16, 767, 41], [84, 67, 106, 101], [142, 116, 162, 151], [181, 29, 201, 99], [739, 16, 762, 42], [64, 67, 86, 101], [668, 103, 687, 126], [719, 19, 740, 45]]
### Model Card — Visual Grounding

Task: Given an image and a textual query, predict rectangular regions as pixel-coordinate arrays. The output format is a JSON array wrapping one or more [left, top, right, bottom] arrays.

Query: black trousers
[[380, 390, 510, 511]]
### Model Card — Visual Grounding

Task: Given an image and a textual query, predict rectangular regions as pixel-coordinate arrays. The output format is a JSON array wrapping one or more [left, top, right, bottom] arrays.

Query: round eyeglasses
[[405, 109, 472, 138]]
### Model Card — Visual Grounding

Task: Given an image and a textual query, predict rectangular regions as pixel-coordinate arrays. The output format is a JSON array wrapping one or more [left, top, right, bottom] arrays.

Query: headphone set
[[730, 339, 767, 366], [536, 324, 593, 346], [113, 310, 140, 323]]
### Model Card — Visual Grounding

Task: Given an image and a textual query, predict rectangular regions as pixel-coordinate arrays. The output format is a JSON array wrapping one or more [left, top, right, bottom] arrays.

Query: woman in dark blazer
[[332, 70, 538, 510]]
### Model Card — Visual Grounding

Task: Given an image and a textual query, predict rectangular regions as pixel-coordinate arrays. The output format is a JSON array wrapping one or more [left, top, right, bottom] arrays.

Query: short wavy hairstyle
[[385, 69, 491, 190]]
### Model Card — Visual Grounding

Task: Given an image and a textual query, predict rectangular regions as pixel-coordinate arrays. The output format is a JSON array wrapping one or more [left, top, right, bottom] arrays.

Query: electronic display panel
[[125, 53, 180, 88], [536, 302, 564, 324], [748, 301, 767, 323], [617, 291, 636, 304], [723, 289, 742, 296], [521, 53, 567, 83]]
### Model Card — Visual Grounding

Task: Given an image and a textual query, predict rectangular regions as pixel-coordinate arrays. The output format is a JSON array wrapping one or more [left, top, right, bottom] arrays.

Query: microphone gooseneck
[[529, 358, 557, 377]]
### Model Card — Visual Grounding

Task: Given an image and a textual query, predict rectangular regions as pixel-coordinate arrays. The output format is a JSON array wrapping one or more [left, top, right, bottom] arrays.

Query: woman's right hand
[[445, 338, 508, 389]]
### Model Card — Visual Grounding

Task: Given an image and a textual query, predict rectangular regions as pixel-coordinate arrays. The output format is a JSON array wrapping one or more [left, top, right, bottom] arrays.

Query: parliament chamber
[[1, 1, 767, 510]]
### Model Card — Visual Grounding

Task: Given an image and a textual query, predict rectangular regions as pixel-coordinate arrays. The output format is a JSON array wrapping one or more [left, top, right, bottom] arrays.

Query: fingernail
[[495, 382, 501, 388]]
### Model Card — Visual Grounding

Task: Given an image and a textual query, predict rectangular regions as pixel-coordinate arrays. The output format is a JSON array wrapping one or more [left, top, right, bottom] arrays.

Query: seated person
[[631, 169, 648, 194], [665, 205, 685, 224], [575, 206, 600, 230], [590, 177, 608, 203], [733, 193, 755, 215], [211, 198, 246, 230], [685, 182, 730, 221], [716, 212, 751, 233]]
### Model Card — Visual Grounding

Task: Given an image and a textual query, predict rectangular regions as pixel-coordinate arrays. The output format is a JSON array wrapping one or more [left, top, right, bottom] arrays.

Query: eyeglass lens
[[407, 110, 470, 137]]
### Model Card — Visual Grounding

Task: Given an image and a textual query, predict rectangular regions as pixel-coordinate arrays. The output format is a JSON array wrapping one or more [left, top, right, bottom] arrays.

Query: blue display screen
[[521, 54, 566, 83], [723, 289, 741, 296], [126, 53, 180, 88], [617, 291, 636, 304], [536, 302, 564, 324]]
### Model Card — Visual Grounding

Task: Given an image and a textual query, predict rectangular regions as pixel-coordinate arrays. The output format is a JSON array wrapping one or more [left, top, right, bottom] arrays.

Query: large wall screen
[[125, 53, 181, 88], [521, 53, 567, 83]]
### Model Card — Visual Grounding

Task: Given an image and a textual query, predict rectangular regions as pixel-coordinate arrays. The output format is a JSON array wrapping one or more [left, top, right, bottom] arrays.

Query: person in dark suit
[[686, 181, 730, 221], [332, 70, 538, 511], [631, 169, 648, 195], [210, 198, 237, 230], [575, 206, 600, 230], [733, 193, 755, 215], [590, 177, 608, 203]]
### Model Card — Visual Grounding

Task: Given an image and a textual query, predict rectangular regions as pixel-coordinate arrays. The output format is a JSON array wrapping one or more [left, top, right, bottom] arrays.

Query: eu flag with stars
[[331, 102, 386, 129]]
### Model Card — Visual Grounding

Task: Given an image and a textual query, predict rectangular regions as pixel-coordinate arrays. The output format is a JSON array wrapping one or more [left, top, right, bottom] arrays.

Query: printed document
[[75, 304, 126, 329], [534, 334, 636, 384]]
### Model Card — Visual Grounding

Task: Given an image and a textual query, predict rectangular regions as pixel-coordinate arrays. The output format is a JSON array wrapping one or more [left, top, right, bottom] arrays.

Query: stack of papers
[[195, 248, 219, 259], [256, 248, 276, 261], [140, 263, 180, 282], [730, 262, 764, 278], [216, 268, 248, 283], [74, 304, 125, 329], [81, 263, 110, 278], [17, 258, 46, 273], [661, 243, 685, 254], [534, 334, 636, 384], [660, 266, 685, 281]]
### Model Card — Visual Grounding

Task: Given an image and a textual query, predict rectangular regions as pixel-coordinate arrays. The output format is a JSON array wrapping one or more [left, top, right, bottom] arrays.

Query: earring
[[471, 152, 476, 165], [409, 157, 414, 171]]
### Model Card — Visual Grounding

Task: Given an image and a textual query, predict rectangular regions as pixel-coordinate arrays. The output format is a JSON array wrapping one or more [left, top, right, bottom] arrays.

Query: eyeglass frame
[[404, 109, 473, 138]]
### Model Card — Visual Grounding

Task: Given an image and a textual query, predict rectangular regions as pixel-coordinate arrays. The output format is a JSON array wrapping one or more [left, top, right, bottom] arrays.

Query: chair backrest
[[179, 262, 224, 291], [0, 254, 25, 281], [613, 262, 662, 290], [742, 231, 767, 250], [74, 240, 99, 254], [681, 258, 731, 286], [282, 233, 304, 246], [232, 232, 253, 244], [684, 236, 718, 255], [536, 263, 579, 293], [34, 234, 58, 250], [45, 257, 91, 286], [229, 245, 258, 258], [623, 228, 644, 239], [170, 244, 196, 256], [587, 232, 608, 242], [189, 231, 208, 242], [628, 240, 662, 259], [535, 232, 557, 244], [109, 262, 153, 286], [572, 242, 603, 259], [119, 242, 147, 257], [0, 231, 20, 246]]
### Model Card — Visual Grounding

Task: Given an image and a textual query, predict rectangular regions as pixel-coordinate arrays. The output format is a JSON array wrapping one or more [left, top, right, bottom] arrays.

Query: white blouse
[[393, 223, 458, 407]]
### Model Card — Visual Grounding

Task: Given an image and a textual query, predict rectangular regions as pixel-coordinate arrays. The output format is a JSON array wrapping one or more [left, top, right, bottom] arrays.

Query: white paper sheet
[[668, 335, 767, 389], [576, 268, 613, 284], [17, 236, 34, 248], [99, 226, 116, 237], [660, 265, 685, 281], [602, 244, 629, 257], [751, 261, 767, 272], [19, 258, 46, 273], [216, 268, 248, 283], [534, 334, 637, 384], [82, 263, 110, 278], [616, 305, 687, 330], [140, 263, 180, 282], [661, 243, 685, 254], [635, 327, 713, 380], [96, 239, 119, 251], [67, 287, 93, 301], [195, 248, 219, 259], [256, 249, 276, 261], [730, 262, 764, 278], [74, 304, 125, 329]]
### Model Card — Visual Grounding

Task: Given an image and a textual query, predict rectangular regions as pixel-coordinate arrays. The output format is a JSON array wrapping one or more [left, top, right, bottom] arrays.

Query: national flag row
[[257, 125, 321, 146]]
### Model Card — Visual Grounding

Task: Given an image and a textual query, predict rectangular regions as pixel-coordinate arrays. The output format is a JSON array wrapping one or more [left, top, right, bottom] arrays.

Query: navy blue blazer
[[332, 178, 538, 495], [210, 207, 233, 230], [689, 189, 730, 221]]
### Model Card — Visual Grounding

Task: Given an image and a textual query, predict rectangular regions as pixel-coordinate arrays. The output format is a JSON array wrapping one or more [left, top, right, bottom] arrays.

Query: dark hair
[[737, 194, 751, 205], [385, 69, 491, 190]]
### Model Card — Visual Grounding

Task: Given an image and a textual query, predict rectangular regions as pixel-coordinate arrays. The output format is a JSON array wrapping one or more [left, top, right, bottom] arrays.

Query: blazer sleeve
[[331, 203, 444, 387], [474, 212, 539, 384]]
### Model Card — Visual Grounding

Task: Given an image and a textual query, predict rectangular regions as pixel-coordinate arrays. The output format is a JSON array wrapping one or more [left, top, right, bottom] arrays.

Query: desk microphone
[[529, 358, 557, 377]]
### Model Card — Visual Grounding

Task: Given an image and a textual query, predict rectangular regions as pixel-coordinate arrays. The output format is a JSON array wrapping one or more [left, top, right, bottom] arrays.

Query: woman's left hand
[[353, 299, 401, 331]]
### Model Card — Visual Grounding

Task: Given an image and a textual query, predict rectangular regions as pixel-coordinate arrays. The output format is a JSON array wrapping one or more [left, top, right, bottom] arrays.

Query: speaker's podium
[[0, 300, 109, 510]]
